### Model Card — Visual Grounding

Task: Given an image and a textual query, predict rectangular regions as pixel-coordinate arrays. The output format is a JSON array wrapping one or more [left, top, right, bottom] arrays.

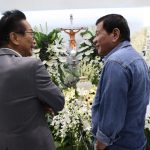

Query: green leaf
[[78, 46, 89, 52], [80, 30, 93, 39], [84, 40, 92, 46], [85, 50, 94, 55]]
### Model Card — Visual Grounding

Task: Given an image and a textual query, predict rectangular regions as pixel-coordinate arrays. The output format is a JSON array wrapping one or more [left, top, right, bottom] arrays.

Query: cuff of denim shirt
[[96, 129, 114, 146]]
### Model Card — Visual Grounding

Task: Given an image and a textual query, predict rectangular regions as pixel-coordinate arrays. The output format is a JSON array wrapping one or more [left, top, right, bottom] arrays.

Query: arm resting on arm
[[35, 59, 65, 113]]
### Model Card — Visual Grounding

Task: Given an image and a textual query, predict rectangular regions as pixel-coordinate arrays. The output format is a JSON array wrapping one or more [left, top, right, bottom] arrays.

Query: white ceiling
[[0, 0, 150, 12]]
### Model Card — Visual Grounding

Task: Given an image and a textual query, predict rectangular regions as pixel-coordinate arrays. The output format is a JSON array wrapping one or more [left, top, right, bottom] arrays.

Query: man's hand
[[43, 106, 55, 117], [41, 103, 55, 117], [96, 140, 107, 150]]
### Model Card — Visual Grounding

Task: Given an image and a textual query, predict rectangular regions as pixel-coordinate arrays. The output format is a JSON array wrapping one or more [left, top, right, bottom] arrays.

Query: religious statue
[[61, 27, 84, 49], [60, 14, 86, 50]]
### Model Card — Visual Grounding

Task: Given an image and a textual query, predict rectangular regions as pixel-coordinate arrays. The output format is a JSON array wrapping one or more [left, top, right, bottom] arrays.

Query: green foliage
[[145, 117, 150, 150], [145, 128, 150, 150], [76, 58, 103, 85], [34, 29, 62, 47], [33, 27, 67, 89], [75, 28, 102, 85], [77, 28, 97, 60], [33, 26, 102, 88]]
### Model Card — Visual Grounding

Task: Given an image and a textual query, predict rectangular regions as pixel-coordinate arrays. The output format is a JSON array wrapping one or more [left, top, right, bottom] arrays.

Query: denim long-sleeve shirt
[[92, 41, 150, 150]]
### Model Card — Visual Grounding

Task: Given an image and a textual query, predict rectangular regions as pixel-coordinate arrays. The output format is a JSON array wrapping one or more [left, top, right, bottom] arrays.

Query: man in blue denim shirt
[[92, 14, 150, 150]]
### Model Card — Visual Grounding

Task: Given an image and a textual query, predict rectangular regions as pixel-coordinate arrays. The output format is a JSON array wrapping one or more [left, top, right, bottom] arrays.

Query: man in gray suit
[[0, 10, 65, 150]]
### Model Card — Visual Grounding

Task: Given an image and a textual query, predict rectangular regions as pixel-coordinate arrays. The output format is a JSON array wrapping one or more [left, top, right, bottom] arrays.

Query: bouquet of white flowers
[[50, 86, 96, 149]]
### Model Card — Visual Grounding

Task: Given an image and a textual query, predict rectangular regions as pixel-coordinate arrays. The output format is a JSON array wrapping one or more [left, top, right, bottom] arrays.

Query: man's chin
[[98, 50, 104, 57], [98, 50, 107, 57], [24, 50, 32, 57], [29, 48, 33, 56]]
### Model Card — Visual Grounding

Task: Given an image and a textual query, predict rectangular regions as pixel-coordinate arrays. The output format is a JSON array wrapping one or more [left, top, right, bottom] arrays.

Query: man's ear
[[9, 32, 20, 45], [112, 28, 120, 42]]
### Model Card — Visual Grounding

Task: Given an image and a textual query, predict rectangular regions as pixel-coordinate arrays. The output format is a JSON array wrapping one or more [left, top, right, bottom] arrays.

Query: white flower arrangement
[[50, 86, 96, 149]]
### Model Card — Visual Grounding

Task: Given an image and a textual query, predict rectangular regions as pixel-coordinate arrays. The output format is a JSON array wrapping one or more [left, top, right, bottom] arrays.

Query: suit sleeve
[[34, 59, 65, 112]]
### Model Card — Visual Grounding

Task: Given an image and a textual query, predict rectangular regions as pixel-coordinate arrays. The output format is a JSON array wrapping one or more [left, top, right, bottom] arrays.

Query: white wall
[[22, 7, 150, 35]]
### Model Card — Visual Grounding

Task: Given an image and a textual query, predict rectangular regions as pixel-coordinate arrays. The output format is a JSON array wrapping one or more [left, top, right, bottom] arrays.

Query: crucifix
[[61, 14, 85, 50]]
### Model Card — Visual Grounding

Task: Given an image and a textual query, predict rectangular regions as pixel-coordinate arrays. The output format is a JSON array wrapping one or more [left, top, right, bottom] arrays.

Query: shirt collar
[[103, 41, 131, 62], [8, 48, 22, 57], [0, 48, 22, 57]]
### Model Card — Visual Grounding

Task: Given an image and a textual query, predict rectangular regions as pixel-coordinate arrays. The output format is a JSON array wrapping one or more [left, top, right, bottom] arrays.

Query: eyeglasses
[[15, 31, 35, 37], [25, 31, 35, 36]]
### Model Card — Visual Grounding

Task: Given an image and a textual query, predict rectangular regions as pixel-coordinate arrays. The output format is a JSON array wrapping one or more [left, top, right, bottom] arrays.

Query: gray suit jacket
[[0, 48, 65, 150]]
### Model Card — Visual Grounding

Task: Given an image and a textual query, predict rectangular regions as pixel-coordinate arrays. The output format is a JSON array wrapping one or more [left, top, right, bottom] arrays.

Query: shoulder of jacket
[[15, 57, 42, 69]]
